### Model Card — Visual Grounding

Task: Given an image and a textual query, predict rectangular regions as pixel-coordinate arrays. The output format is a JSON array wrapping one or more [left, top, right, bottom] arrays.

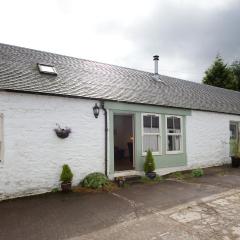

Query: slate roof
[[0, 43, 240, 115]]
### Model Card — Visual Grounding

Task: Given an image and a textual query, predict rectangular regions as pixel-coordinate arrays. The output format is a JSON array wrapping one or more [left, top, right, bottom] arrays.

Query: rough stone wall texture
[[186, 110, 240, 168], [0, 92, 104, 200]]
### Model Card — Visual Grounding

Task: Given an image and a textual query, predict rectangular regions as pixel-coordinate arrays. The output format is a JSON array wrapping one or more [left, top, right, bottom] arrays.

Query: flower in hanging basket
[[54, 124, 72, 139]]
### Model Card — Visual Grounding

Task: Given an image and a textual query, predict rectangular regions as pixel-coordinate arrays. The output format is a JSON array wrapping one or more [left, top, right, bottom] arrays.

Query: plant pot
[[54, 126, 71, 139], [115, 177, 125, 187], [117, 179, 125, 187], [61, 182, 72, 192], [231, 156, 240, 168], [146, 172, 156, 179]]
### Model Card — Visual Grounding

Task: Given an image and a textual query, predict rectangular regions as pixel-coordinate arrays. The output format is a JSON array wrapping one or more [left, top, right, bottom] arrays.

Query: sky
[[0, 0, 240, 82]]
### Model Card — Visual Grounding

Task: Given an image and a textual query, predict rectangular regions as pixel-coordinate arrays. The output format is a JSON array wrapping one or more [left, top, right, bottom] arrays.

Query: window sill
[[166, 151, 183, 155], [142, 152, 162, 157]]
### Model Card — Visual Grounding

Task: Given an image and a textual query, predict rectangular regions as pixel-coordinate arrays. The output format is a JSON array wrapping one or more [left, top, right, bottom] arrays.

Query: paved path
[[1, 166, 240, 240], [69, 189, 240, 240]]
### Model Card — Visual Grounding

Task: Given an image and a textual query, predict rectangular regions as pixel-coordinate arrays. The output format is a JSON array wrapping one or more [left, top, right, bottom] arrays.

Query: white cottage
[[0, 43, 240, 200]]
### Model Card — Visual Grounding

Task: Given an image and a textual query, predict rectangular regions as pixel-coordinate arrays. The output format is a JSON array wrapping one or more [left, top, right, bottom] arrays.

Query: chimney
[[153, 55, 159, 74]]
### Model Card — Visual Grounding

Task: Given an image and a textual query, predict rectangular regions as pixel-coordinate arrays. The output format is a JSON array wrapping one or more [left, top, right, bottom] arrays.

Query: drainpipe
[[101, 101, 108, 176]]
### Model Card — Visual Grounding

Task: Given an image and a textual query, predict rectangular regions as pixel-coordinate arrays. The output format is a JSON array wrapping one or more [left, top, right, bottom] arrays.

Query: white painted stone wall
[[0, 92, 105, 200], [186, 110, 240, 168]]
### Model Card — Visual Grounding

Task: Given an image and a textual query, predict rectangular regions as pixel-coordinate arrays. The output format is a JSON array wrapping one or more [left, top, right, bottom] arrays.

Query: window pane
[[167, 116, 181, 133], [230, 123, 237, 140], [152, 116, 159, 128], [144, 115, 160, 133], [174, 117, 180, 130], [143, 116, 151, 133], [143, 116, 151, 128], [143, 135, 159, 152], [168, 135, 181, 151], [167, 117, 173, 129]]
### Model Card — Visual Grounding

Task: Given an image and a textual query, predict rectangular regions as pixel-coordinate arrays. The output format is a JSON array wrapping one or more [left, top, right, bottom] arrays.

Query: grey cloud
[[99, 1, 240, 82], [129, 1, 240, 81]]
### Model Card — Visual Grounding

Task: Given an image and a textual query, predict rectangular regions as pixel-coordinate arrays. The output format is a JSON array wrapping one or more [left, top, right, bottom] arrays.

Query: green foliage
[[144, 150, 156, 173], [203, 55, 236, 90], [60, 164, 73, 183], [191, 168, 204, 177], [170, 171, 184, 180], [141, 174, 162, 184], [82, 172, 109, 189], [230, 60, 240, 91], [51, 188, 60, 193], [230, 140, 240, 158]]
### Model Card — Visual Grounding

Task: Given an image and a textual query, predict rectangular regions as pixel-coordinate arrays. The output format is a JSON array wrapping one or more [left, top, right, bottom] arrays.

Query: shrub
[[191, 168, 204, 177], [141, 174, 162, 184], [82, 172, 109, 189], [170, 171, 184, 180], [60, 164, 73, 183], [144, 150, 156, 173], [52, 188, 59, 193]]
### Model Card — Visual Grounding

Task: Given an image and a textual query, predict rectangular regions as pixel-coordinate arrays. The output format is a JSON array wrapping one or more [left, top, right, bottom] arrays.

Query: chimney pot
[[153, 55, 159, 74]]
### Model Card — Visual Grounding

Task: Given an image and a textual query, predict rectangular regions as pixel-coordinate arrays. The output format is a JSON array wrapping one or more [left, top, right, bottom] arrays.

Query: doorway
[[114, 114, 134, 171]]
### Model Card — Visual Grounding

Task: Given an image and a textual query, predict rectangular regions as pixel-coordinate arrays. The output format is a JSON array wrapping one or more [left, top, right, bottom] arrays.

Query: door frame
[[113, 113, 135, 172]]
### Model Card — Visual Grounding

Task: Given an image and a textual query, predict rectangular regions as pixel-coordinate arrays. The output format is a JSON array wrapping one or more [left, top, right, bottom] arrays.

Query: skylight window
[[38, 63, 57, 75]]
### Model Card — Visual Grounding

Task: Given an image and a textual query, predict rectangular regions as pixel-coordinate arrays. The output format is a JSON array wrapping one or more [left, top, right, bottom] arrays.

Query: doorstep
[[113, 170, 143, 178]]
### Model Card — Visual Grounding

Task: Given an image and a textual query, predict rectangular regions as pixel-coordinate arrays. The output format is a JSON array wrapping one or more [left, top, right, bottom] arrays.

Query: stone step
[[124, 175, 142, 185]]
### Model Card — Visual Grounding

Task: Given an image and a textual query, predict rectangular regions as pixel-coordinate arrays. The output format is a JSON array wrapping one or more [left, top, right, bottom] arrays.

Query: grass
[[51, 188, 60, 193], [73, 181, 119, 193], [167, 171, 192, 180], [140, 175, 163, 184], [191, 168, 204, 177]]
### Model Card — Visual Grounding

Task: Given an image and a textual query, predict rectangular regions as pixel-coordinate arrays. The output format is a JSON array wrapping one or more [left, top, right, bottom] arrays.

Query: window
[[166, 116, 183, 154], [38, 63, 57, 75], [0, 114, 3, 162], [142, 114, 161, 154], [230, 122, 238, 140], [230, 122, 239, 156]]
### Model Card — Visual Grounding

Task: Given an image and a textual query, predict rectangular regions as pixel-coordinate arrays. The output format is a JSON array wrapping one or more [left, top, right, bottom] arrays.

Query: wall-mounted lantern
[[93, 103, 100, 118]]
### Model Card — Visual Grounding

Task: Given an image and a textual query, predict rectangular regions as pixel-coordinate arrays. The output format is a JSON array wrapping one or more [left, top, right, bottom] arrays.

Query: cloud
[[0, 0, 239, 82], [115, 0, 240, 81]]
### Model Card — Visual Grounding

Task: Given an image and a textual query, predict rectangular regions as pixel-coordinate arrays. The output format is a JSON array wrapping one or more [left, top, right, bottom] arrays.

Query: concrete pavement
[[1, 166, 240, 240]]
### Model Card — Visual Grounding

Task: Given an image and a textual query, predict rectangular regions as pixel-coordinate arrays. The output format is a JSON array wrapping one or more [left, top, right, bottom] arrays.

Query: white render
[[1, 91, 240, 200], [186, 110, 240, 168], [152, 110, 240, 176], [0, 92, 105, 200]]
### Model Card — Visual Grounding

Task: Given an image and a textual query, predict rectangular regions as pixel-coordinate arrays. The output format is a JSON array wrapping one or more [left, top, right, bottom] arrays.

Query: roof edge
[[1, 88, 240, 116]]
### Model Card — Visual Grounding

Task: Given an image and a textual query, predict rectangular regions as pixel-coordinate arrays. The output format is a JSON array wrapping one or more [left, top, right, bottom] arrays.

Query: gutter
[[101, 101, 108, 176]]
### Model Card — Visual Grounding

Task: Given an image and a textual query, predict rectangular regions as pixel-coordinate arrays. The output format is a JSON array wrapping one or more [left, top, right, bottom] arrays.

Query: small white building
[[0, 43, 239, 200]]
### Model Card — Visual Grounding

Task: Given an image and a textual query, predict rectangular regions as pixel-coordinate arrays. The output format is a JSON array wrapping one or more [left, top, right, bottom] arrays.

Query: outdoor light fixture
[[93, 103, 100, 118]]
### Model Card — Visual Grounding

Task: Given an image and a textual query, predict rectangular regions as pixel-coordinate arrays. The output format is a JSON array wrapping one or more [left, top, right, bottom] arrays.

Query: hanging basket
[[54, 125, 71, 139]]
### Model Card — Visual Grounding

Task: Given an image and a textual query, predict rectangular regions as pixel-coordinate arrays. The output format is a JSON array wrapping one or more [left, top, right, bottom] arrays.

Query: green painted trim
[[107, 102, 189, 175], [105, 101, 191, 116]]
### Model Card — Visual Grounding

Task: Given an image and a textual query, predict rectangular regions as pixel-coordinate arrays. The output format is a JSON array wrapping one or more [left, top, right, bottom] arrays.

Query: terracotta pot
[[61, 182, 72, 192], [146, 172, 156, 179]]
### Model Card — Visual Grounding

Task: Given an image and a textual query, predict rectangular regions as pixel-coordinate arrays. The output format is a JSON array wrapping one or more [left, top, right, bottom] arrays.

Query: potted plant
[[144, 150, 156, 179], [54, 124, 71, 139], [230, 140, 240, 168], [60, 164, 73, 192], [115, 176, 126, 187]]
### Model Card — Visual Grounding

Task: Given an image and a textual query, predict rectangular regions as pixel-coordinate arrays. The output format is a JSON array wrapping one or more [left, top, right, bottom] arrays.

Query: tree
[[230, 60, 240, 91], [203, 55, 236, 90], [144, 150, 156, 173]]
